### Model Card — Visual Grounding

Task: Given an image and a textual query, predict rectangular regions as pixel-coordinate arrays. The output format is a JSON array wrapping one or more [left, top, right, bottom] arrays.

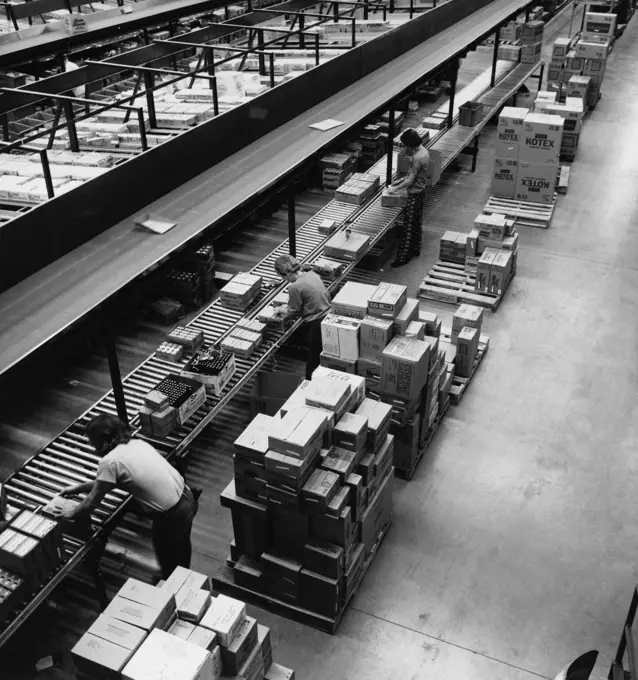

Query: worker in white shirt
[[57, 414, 201, 580]]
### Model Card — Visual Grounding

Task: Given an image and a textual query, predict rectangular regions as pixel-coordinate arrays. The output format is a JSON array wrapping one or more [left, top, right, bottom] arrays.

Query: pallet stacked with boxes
[[216, 364, 394, 627], [71, 569, 295, 680], [533, 91, 585, 161], [319, 281, 454, 478], [490, 106, 563, 205], [547, 13, 613, 111]]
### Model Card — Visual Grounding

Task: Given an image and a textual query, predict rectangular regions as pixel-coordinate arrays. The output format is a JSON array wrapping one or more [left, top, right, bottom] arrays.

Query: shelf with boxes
[[70, 568, 294, 680], [418, 213, 518, 311]]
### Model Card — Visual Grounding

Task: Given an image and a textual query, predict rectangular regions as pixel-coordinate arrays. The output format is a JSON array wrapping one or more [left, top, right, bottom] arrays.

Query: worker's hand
[[386, 186, 395, 194], [59, 486, 76, 498], [59, 506, 77, 520]]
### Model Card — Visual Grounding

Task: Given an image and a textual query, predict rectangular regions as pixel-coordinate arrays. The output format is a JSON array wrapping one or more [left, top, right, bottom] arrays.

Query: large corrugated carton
[[331, 282, 376, 319], [380, 336, 430, 401], [359, 316, 394, 362], [320, 314, 361, 360], [496, 107, 527, 159], [491, 158, 518, 198], [583, 11, 616, 40], [520, 113, 563, 166], [515, 161, 558, 204]]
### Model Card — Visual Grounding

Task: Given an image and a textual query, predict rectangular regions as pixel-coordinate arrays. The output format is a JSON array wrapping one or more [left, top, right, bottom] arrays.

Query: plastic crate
[[458, 101, 484, 127]]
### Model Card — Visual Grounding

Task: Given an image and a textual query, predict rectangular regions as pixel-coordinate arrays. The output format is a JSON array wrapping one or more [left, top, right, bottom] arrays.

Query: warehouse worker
[[56, 414, 200, 581], [387, 128, 431, 267], [273, 255, 331, 380]]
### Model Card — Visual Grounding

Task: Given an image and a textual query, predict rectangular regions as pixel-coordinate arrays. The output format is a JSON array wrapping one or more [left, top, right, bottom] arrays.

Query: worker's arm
[[389, 170, 417, 192], [275, 285, 303, 318], [60, 480, 115, 520], [59, 481, 94, 497]]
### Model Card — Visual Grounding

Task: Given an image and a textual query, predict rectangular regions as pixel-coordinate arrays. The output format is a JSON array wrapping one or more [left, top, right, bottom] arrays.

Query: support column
[[288, 192, 297, 258], [257, 29, 266, 76], [447, 61, 458, 130], [299, 13, 305, 48], [143, 71, 157, 129], [62, 99, 79, 153], [491, 25, 500, 87], [386, 106, 395, 186], [106, 327, 129, 426]]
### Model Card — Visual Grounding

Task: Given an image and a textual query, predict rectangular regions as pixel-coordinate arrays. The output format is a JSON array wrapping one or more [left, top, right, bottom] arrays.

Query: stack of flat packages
[[320, 153, 353, 190], [71, 568, 295, 680], [222, 361, 394, 620], [220, 273, 263, 311]]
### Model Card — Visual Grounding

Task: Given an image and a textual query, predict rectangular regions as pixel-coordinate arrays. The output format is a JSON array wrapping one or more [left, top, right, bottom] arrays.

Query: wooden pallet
[[417, 260, 513, 312], [439, 327, 490, 405], [556, 165, 570, 194], [395, 398, 450, 481], [483, 193, 557, 229], [213, 518, 393, 635]]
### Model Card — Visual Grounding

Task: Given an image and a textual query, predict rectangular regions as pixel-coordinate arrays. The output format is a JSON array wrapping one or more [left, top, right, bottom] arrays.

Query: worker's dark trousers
[[306, 317, 324, 380], [152, 486, 199, 579]]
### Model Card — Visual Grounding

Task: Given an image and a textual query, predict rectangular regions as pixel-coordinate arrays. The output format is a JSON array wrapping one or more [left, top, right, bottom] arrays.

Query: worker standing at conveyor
[[273, 255, 331, 380], [55, 414, 200, 581], [387, 128, 431, 267]]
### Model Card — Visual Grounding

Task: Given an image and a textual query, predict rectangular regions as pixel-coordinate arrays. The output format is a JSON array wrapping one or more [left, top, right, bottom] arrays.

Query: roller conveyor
[[0, 12, 543, 644]]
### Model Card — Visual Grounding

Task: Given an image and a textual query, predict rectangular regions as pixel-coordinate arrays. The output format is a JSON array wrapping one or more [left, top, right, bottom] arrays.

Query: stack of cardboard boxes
[[71, 569, 294, 680], [359, 124, 385, 168], [547, 14, 612, 110], [220, 273, 263, 312], [320, 153, 354, 191], [319, 281, 454, 474], [0, 507, 62, 613], [491, 106, 563, 204], [520, 20, 544, 64], [533, 90, 585, 161], [223, 365, 394, 619], [334, 172, 380, 205]]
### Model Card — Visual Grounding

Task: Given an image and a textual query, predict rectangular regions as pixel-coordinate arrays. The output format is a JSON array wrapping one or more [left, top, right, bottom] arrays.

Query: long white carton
[[200, 595, 247, 648]]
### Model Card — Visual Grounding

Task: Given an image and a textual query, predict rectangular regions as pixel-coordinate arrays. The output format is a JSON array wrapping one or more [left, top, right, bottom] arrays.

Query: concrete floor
[[250, 11, 638, 680]]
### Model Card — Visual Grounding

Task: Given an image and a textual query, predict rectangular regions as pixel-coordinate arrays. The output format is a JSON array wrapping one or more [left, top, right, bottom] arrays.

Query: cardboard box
[[72, 633, 137, 680], [583, 58, 606, 75], [319, 352, 357, 374], [323, 231, 370, 262], [234, 638, 264, 680], [221, 616, 258, 675], [455, 327, 479, 378], [466, 229, 479, 257], [426, 149, 443, 187], [200, 595, 247, 648], [177, 589, 211, 624], [491, 157, 518, 199], [552, 37, 572, 58], [361, 470, 393, 557], [321, 314, 361, 360], [538, 100, 584, 134], [169, 619, 197, 640], [575, 40, 608, 60], [64, 14, 88, 34], [474, 213, 507, 241], [452, 305, 483, 341], [521, 20, 543, 44], [303, 539, 344, 579], [354, 398, 393, 452], [496, 107, 526, 159], [88, 613, 148, 654], [188, 625, 220, 652], [234, 414, 276, 461], [333, 413, 368, 455], [367, 283, 407, 320], [299, 567, 341, 617], [393, 298, 419, 335], [490, 250, 513, 294], [476, 248, 498, 293], [304, 377, 351, 417], [359, 316, 394, 362], [583, 11, 616, 39], [515, 161, 558, 204], [257, 625, 272, 672], [520, 113, 563, 166], [566, 75, 591, 103], [331, 282, 377, 319], [521, 41, 542, 64], [302, 469, 341, 512], [268, 407, 327, 459], [104, 594, 173, 632], [119, 578, 177, 616], [122, 629, 214, 680], [311, 367, 366, 408], [380, 337, 430, 401], [310, 506, 353, 548]]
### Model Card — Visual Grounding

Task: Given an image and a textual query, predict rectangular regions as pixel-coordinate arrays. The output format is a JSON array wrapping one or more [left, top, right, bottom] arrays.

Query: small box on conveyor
[[180, 349, 236, 397], [220, 273, 262, 311], [380, 188, 408, 208], [236, 317, 267, 335], [10, 510, 64, 572], [323, 231, 370, 262], [155, 342, 184, 362], [166, 326, 205, 352], [149, 296, 185, 323], [154, 374, 207, 425], [312, 257, 345, 281], [221, 335, 257, 358]]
